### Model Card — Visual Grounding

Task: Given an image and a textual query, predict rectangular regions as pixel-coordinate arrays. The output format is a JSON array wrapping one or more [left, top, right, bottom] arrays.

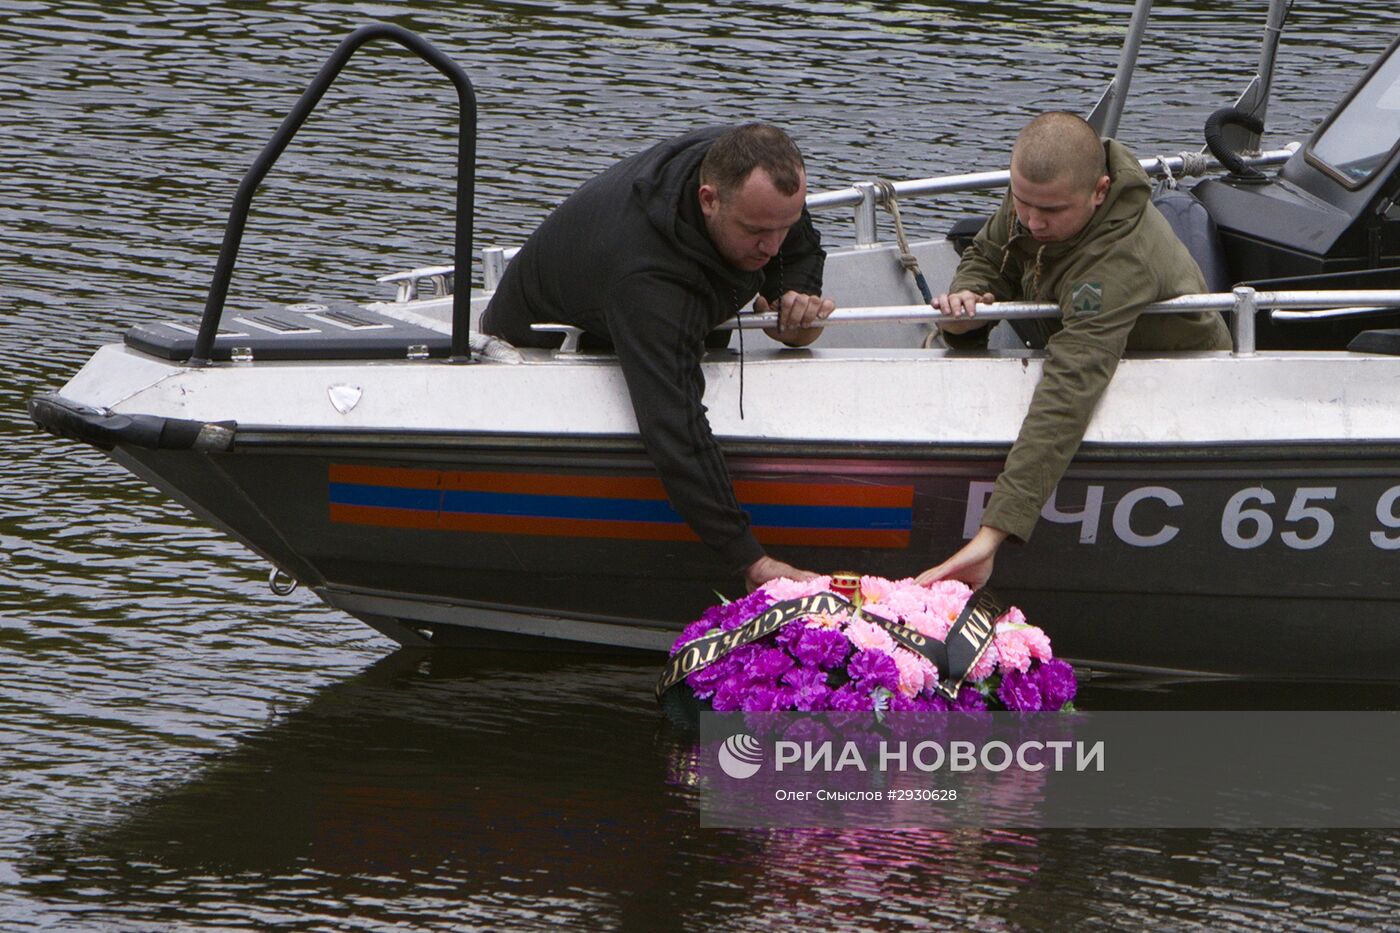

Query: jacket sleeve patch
[[1070, 281, 1104, 317]]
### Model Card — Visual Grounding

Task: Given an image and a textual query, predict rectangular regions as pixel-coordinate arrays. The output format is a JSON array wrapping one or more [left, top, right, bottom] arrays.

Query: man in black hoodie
[[480, 123, 835, 589]]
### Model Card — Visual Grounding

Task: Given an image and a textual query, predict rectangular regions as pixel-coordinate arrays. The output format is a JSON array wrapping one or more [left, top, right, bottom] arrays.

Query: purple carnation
[[672, 618, 716, 651], [825, 683, 874, 712], [996, 669, 1042, 712], [847, 650, 900, 693], [781, 665, 824, 690], [711, 679, 745, 712], [952, 685, 989, 712], [792, 626, 852, 670], [725, 643, 760, 668], [781, 665, 831, 711], [740, 685, 795, 712], [719, 590, 776, 631], [672, 591, 774, 656], [742, 646, 795, 683], [888, 692, 944, 712], [774, 620, 806, 649], [685, 653, 742, 698], [695, 601, 731, 631], [1032, 659, 1078, 710], [924, 692, 953, 712]]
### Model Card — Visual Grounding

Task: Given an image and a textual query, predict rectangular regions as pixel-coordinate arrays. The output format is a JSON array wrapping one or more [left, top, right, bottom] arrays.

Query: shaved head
[[1011, 111, 1107, 192]]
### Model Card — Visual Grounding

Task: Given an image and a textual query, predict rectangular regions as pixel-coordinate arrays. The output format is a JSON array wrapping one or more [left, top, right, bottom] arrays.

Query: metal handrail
[[806, 149, 1296, 212], [190, 24, 477, 365], [391, 149, 1300, 298], [722, 288, 1400, 357]]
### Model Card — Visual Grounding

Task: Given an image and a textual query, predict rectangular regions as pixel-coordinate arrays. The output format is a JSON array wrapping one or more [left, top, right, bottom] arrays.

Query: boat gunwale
[[223, 428, 1400, 466]]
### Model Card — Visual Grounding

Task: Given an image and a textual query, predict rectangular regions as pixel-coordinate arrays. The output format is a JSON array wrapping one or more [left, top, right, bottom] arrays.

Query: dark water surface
[[4, 1, 1400, 929]]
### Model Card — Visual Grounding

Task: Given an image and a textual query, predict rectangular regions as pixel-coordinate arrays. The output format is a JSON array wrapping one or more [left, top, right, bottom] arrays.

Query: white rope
[[1177, 151, 1212, 177], [1156, 155, 1177, 189], [873, 180, 920, 272], [873, 180, 933, 302]]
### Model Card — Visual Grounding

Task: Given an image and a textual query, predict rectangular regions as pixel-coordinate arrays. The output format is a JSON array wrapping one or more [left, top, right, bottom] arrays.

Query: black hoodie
[[480, 126, 827, 572]]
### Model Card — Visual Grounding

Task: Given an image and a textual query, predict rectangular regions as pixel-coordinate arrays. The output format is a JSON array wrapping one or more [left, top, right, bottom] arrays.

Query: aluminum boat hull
[[39, 342, 1400, 680]]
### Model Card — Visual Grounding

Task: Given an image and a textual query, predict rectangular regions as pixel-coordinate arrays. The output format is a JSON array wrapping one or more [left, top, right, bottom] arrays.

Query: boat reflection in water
[[18, 651, 1400, 929]]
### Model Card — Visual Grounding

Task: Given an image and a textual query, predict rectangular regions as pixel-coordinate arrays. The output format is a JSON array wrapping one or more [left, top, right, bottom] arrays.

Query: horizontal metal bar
[[454, 150, 1298, 294], [805, 148, 1296, 211], [377, 264, 455, 284], [1271, 306, 1395, 321], [723, 289, 1400, 330], [444, 151, 1297, 293]]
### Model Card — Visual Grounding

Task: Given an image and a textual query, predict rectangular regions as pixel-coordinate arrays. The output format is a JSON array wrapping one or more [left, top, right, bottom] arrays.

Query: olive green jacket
[[950, 139, 1232, 543]]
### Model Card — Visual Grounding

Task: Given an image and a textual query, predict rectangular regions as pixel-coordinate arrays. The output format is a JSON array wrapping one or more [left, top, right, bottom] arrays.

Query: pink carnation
[[1000, 605, 1028, 626], [891, 647, 937, 698], [924, 579, 973, 616], [844, 617, 896, 655], [903, 609, 952, 642], [993, 623, 1033, 673], [760, 575, 834, 602], [965, 639, 1000, 683], [995, 613, 1055, 665], [858, 574, 898, 605], [858, 602, 898, 624], [880, 581, 934, 619], [806, 610, 848, 630], [1020, 625, 1054, 662]]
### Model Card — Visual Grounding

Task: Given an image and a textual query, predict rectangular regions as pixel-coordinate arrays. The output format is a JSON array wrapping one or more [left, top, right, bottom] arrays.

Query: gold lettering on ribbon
[[656, 592, 858, 698], [934, 591, 1003, 699], [959, 608, 994, 650], [658, 588, 1007, 702]]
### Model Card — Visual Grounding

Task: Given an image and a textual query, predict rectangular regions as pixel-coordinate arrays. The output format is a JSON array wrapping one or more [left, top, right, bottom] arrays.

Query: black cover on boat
[[945, 216, 986, 256], [28, 393, 235, 451], [1155, 188, 1233, 292], [124, 302, 453, 362], [1347, 328, 1400, 355]]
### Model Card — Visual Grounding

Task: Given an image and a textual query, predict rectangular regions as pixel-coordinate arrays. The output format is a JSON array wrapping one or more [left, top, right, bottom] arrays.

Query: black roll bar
[[190, 23, 477, 365]]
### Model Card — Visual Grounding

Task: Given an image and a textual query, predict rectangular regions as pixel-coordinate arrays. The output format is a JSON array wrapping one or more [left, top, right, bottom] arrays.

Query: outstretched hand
[[914, 526, 1008, 590], [744, 554, 817, 592]]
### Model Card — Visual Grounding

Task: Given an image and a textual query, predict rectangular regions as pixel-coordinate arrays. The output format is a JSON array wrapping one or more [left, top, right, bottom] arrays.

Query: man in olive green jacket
[[916, 111, 1230, 589]]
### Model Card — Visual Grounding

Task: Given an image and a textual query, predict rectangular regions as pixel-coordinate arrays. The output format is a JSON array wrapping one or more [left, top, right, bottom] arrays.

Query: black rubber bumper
[[27, 394, 235, 452], [1348, 328, 1400, 356]]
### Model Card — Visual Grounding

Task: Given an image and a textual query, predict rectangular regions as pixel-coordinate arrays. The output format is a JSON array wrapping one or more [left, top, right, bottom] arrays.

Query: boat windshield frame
[[1305, 34, 1400, 191]]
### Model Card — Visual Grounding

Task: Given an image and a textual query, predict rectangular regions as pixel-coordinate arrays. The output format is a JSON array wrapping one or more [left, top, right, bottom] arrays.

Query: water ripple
[[4, 0, 1400, 928]]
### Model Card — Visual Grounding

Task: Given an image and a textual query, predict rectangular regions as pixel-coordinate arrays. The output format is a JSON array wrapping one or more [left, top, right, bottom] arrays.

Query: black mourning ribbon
[[656, 588, 1004, 702]]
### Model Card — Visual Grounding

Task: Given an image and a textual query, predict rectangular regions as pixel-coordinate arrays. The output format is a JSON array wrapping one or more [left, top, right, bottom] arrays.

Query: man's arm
[[920, 260, 1155, 585], [934, 199, 1024, 346], [605, 274, 813, 585], [914, 526, 1007, 590], [756, 209, 834, 346], [948, 198, 1022, 300]]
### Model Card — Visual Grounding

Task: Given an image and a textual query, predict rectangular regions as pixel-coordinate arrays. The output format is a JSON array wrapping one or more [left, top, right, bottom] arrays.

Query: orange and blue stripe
[[328, 464, 913, 548]]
